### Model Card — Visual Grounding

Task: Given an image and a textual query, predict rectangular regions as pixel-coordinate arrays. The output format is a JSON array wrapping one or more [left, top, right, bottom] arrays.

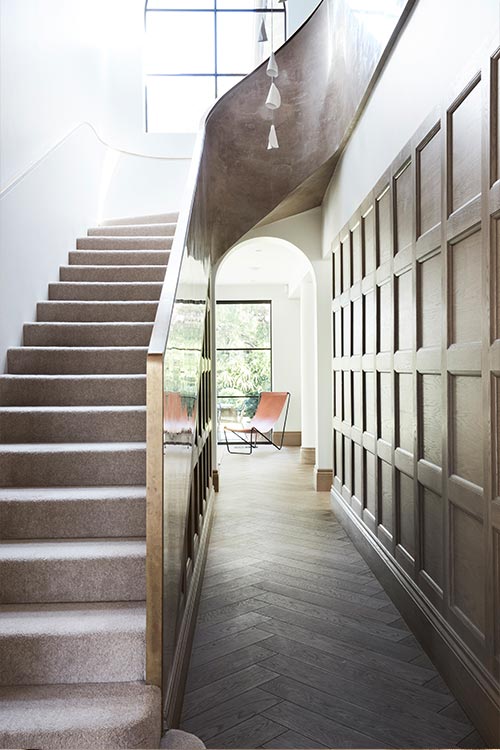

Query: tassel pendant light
[[266, 50, 278, 78], [258, 17, 268, 42], [267, 124, 279, 150], [265, 81, 281, 110]]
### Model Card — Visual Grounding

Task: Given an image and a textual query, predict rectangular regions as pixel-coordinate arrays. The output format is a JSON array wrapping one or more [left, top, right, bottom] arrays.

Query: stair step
[[69, 250, 169, 266], [0, 602, 145, 683], [49, 282, 163, 301], [0, 681, 161, 748], [0, 406, 146, 443], [76, 236, 172, 250], [37, 301, 158, 323], [7, 347, 148, 375], [88, 223, 176, 237], [102, 211, 179, 226], [0, 538, 145, 603], [60, 265, 167, 282], [0, 486, 145, 539], [23, 322, 153, 347], [0, 442, 146, 487], [0, 375, 145, 406]]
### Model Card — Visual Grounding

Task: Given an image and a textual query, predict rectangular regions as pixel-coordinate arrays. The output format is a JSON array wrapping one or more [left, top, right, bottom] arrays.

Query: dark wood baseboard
[[282, 430, 302, 448], [315, 468, 333, 491], [163, 485, 216, 729], [331, 487, 500, 748]]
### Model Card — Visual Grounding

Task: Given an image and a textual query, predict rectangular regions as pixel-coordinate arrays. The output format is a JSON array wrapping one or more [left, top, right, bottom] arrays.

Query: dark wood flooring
[[180, 448, 483, 749]]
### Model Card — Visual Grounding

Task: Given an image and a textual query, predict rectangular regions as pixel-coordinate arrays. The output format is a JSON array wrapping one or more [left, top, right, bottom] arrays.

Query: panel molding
[[331, 487, 500, 747]]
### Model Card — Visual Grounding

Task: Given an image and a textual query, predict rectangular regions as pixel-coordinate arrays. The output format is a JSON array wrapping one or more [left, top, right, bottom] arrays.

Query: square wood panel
[[418, 251, 442, 349], [364, 371, 376, 436], [421, 485, 444, 589], [379, 459, 393, 534], [376, 186, 392, 265], [343, 370, 352, 424], [420, 374, 442, 467], [352, 296, 362, 356], [342, 236, 351, 292], [450, 375, 483, 487], [417, 126, 441, 236], [334, 370, 342, 418], [353, 443, 363, 504], [397, 269, 413, 351], [334, 310, 342, 357], [352, 222, 362, 284], [397, 373, 414, 454], [378, 281, 392, 353], [335, 430, 343, 484], [363, 205, 376, 275], [378, 372, 393, 443], [344, 435, 352, 492], [364, 291, 375, 354], [364, 448, 376, 517], [334, 248, 342, 298], [451, 504, 486, 635], [449, 229, 482, 345], [353, 371, 363, 429], [342, 304, 351, 357], [449, 77, 482, 214], [397, 470, 415, 558], [394, 162, 413, 253]]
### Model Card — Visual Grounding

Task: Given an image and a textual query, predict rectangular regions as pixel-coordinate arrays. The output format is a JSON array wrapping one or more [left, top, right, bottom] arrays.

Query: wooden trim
[[163, 485, 216, 730], [146, 352, 164, 693], [300, 446, 316, 464], [274, 430, 301, 447], [315, 468, 333, 491], [331, 486, 500, 747], [212, 468, 220, 493]]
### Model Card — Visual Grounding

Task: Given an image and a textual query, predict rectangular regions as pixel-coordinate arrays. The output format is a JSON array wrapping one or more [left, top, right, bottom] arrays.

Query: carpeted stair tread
[[76, 236, 172, 250], [49, 281, 163, 300], [60, 265, 167, 282], [7, 347, 148, 374], [0, 374, 146, 405], [0, 486, 146, 539], [102, 211, 178, 225], [23, 322, 154, 347], [88, 223, 176, 237], [0, 539, 145, 603], [37, 301, 158, 322], [0, 682, 161, 748], [0, 406, 146, 443], [68, 250, 169, 265], [0, 441, 146, 487], [0, 602, 145, 685]]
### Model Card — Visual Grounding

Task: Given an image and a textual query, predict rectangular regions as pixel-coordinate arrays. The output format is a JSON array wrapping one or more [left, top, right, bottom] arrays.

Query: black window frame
[[215, 299, 273, 444], [144, 1, 287, 132]]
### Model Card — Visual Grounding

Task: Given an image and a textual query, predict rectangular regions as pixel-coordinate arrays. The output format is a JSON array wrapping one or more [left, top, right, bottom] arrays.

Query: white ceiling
[[216, 238, 311, 289]]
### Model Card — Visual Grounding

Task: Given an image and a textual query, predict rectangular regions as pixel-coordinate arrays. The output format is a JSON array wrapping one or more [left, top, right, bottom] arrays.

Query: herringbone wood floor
[[180, 448, 484, 749]]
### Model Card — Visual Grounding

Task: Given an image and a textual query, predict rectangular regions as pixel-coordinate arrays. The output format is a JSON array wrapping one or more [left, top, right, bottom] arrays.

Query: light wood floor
[[180, 448, 483, 749]]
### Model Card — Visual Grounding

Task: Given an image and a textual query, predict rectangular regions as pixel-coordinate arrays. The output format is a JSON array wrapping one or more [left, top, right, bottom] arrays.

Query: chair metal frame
[[224, 391, 290, 455]]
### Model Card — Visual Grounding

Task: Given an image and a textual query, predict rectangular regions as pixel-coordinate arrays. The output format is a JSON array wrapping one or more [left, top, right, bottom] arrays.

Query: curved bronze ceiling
[[185, 0, 415, 263]]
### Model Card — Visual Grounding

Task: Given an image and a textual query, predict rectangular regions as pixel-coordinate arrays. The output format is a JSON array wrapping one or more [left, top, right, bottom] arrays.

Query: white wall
[[216, 284, 302, 434], [0, 0, 192, 191], [0, 126, 108, 371], [322, 0, 500, 252]]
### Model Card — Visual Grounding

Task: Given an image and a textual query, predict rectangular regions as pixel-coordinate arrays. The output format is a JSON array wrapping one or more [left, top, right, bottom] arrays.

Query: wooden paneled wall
[[331, 46, 500, 744]]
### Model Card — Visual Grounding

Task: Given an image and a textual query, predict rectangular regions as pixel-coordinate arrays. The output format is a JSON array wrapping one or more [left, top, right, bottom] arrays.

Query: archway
[[213, 236, 318, 473]]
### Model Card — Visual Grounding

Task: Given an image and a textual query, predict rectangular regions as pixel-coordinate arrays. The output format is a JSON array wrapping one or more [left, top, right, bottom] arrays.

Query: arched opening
[[213, 236, 318, 470]]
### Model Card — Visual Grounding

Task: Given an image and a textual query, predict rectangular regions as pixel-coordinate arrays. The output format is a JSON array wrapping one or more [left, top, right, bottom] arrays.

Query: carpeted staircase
[[0, 212, 177, 749]]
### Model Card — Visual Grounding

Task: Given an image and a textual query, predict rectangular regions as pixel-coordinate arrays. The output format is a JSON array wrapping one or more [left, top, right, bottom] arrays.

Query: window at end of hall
[[144, 1, 286, 133], [216, 301, 272, 442]]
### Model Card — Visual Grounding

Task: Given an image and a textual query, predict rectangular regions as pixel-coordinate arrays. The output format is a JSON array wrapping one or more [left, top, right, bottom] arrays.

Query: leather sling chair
[[223, 391, 291, 454]]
